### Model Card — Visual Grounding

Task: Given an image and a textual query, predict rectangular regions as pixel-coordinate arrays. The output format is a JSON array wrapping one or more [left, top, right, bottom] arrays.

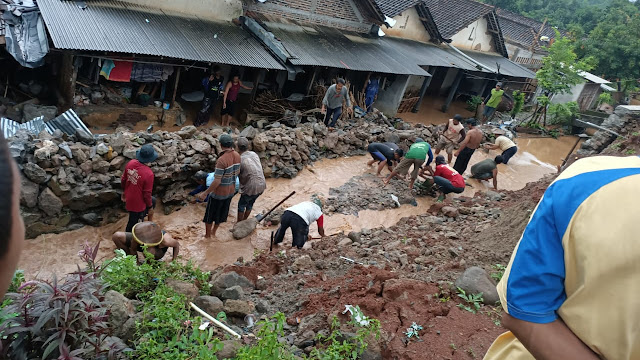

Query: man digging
[[367, 142, 404, 176], [273, 197, 326, 249], [384, 138, 433, 190], [435, 114, 466, 164]]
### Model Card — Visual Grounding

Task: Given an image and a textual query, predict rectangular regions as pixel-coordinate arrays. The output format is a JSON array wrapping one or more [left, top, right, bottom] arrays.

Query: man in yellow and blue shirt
[[484, 155, 640, 360]]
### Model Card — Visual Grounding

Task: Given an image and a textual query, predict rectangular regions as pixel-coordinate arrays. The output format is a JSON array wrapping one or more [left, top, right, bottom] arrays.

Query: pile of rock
[[12, 112, 438, 238], [578, 106, 640, 155]]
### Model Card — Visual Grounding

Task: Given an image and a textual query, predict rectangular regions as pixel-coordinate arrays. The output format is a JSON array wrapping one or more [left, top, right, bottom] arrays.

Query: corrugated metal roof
[[579, 71, 611, 85], [461, 49, 537, 78], [262, 21, 430, 75], [37, 0, 285, 70], [380, 37, 481, 72]]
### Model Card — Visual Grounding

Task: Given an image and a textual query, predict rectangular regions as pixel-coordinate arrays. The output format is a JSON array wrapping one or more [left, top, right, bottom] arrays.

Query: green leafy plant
[[310, 314, 381, 360], [404, 322, 423, 341], [7, 270, 24, 293], [134, 284, 222, 360], [597, 92, 614, 107], [236, 312, 296, 360], [457, 287, 483, 314], [491, 264, 507, 283], [511, 91, 525, 118], [548, 101, 579, 126], [536, 31, 594, 95], [466, 95, 484, 112], [626, 149, 636, 155], [0, 273, 130, 359]]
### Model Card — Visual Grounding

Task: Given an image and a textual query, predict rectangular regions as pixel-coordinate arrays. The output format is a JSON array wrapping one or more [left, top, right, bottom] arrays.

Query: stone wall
[[578, 106, 640, 155], [12, 112, 438, 238]]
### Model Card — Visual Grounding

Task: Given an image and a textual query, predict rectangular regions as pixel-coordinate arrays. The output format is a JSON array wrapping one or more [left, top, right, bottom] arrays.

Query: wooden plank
[[171, 67, 181, 107]]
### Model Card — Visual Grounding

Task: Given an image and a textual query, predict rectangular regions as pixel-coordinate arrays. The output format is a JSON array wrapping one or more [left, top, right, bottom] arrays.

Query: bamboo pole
[[189, 302, 242, 339]]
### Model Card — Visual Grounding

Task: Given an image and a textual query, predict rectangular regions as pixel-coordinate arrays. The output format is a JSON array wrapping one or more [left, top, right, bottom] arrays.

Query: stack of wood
[[251, 91, 298, 117]]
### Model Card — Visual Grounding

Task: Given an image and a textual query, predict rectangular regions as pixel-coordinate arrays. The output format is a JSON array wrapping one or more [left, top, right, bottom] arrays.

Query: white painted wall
[[384, 7, 432, 43], [406, 75, 427, 92], [120, 0, 243, 21], [450, 17, 495, 53], [551, 83, 585, 104]]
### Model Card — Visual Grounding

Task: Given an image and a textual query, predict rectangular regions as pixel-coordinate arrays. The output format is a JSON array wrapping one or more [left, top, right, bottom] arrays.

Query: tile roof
[[37, 0, 285, 70], [374, 0, 422, 18], [422, 0, 494, 39], [496, 8, 557, 51]]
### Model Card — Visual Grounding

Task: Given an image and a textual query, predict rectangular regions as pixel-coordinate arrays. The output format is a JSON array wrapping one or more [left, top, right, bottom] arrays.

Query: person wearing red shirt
[[427, 155, 465, 201], [121, 144, 157, 232]]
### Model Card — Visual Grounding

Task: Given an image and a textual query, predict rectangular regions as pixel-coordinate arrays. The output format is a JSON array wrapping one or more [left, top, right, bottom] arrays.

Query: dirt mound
[[325, 174, 416, 215]]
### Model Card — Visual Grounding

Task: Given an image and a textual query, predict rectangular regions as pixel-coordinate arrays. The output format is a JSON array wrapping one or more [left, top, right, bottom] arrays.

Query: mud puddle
[[19, 136, 576, 279]]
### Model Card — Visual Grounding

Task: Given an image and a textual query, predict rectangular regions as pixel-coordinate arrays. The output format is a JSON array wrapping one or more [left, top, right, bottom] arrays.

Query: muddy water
[[399, 98, 474, 126], [19, 135, 579, 279]]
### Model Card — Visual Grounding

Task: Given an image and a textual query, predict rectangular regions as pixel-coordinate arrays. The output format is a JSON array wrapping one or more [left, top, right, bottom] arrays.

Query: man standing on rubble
[[196, 66, 224, 127], [322, 78, 352, 130], [384, 138, 433, 190], [453, 118, 483, 175], [484, 156, 640, 360], [236, 137, 267, 222], [197, 134, 241, 238], [435, 114, 466, 164], [482, 82, 504, 123], [121, 144, 157, 233]]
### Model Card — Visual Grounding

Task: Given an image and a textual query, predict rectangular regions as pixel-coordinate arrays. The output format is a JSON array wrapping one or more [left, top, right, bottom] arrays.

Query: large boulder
[[252, 133, 269, 152], [23, 162, 48, 184], [20, 177, 39, 208], [211, 272, 254, 297], [75, 128, 95, 145], [220, 285, 244, 301], [193, 296, 224, 316], [22, 104, 57, 122], [104, 290, 136, 329], [217, 340, 242, 360], [190, 139, 211, 154], [239, 125, 259, 139], [455, 266, 499, 305], [38, 188, 63, 216], [223, 299, 255, 318], [165, 278, 199, 301], [231, 217, 258, 239]]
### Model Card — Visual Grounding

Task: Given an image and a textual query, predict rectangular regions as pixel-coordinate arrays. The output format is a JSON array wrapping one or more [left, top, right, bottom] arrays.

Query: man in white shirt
[[273, 198, 326, 249], [484, 135, 518, 164], [435, 114, 466, 164]]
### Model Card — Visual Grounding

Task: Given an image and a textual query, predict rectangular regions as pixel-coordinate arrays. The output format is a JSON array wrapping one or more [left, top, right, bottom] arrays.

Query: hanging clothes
[[131, 63, 163, 82], [108, 61, 133, 82], [100, 60, 115, 79]]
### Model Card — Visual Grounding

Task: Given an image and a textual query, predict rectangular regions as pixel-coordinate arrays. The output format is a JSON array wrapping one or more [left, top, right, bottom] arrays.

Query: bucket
[[162, 102, 170, 110], [153, 101, 162, 107]]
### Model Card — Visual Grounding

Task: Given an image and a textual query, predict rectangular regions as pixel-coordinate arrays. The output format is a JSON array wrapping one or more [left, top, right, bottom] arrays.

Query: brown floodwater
[[19, 135, 581, 279]]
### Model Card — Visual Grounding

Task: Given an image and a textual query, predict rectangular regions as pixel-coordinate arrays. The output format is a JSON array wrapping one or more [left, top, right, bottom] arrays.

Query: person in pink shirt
[[221, 75, 252, 127]]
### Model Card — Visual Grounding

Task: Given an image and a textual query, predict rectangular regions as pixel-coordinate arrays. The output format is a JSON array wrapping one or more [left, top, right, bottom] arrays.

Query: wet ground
[[19, 134, 581, 280]]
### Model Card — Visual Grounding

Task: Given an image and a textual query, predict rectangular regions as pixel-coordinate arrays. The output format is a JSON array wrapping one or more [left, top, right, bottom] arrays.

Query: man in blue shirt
[[189, 170, 239, 202]]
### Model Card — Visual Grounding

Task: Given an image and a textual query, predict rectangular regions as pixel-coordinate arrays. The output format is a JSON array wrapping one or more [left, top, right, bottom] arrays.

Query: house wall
[[449, 17, 495, 53], [120, 0, 243, 21], [376, 75, 411, 116], [406, 75, 427, 93], [552, 83, 585, 104], [384, 7, 431, 43], [245, 0, 371, 32], [506, 42, 545, 70]]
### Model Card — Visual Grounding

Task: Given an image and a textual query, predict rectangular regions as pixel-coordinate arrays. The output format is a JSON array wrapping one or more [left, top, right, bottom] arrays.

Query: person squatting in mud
[[272, 197, 326, 249], [112, 221, 180, 263], [420, 155, 466, 201], [366, 142, 404, 176]]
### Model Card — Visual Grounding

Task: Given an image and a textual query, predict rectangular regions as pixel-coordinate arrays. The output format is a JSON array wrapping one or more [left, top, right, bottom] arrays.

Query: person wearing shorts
[[435, 114, 466, 164], [453, 118, 484, 175], [197, 134, 241, 238], [484, 135, 518, 164], [367, 142, 404, 176], [273, 199, 325, 249], [384, 138, 433, 190], [236, 137, 267, 222], [482, 82, 504, 122], [221, 75, 252, 127]]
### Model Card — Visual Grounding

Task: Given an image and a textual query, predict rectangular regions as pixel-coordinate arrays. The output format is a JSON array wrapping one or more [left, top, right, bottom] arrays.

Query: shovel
[[232, 191, 296, 240]]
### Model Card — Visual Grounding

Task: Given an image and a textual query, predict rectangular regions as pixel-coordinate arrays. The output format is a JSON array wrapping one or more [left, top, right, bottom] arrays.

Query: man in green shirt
[[483, 82, 504, 122], [384, 138, 433, 190]]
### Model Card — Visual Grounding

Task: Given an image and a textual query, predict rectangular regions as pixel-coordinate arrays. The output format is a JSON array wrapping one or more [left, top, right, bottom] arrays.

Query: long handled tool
[[256, 191, 296, 222], [232, 191, 296, 240]]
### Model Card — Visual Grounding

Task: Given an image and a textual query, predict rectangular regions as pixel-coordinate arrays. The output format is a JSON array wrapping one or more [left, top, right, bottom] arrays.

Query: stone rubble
[[11, 112, 440, 238]]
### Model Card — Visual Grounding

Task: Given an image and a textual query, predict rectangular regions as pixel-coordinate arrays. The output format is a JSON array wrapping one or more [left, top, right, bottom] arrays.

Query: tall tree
[[536, 31, 594, 94]]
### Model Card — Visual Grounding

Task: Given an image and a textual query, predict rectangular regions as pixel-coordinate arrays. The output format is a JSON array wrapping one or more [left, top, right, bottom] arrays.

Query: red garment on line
[[109, 61, 133, 82]]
